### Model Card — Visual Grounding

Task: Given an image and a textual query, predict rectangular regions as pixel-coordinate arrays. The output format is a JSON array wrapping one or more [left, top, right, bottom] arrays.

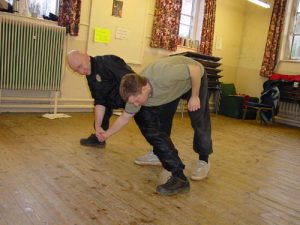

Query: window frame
[[280, 0, 300, 61], [55, 0, 60, 15], [178, 0, 205, 48], [179, 0, 196, 38]]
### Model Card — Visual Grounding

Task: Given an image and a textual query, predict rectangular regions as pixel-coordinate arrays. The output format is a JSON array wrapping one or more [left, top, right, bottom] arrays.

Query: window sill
[[177, 45, 197, 51], [279, 59, 300, 63]]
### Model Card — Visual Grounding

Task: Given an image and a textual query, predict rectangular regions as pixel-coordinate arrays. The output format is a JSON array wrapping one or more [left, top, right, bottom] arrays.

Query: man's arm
[[94, 105, 106, 140], [188, 64, 203, 111], [98, 111, 134, 141]]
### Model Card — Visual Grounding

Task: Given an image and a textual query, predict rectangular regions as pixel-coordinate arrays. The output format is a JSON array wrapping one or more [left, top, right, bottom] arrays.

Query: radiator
[[0, 14, 65, 91], [276, 101, 300, 127]]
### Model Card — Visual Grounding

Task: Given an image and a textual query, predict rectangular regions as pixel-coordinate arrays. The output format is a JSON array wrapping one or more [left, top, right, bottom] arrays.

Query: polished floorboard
[[0, 112, 299, 225]]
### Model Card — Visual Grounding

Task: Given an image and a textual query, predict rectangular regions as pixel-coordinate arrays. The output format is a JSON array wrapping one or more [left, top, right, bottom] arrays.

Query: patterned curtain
[[260, 0, 287, 77], [58, 0, 81, 36], [198, 0, 217, 55], [150, 0, 182, 51]]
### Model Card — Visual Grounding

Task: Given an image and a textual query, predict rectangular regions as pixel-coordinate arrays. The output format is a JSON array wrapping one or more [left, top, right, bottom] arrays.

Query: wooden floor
[[0, 112, 299, 225]]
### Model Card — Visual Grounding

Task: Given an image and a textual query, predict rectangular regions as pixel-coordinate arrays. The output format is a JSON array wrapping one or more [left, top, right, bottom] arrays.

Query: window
[[281, 0, 300, 60], [291, 1, 300, 59], [7, 0, 59, 16], [178, 0, 205, 48], [29, 0, 59, 16]]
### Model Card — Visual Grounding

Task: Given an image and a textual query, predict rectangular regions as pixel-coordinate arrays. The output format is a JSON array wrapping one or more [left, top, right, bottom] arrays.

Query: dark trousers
[[134, 72, 213, 173], [134, 98, 185, 172], [181, 72, 213, 156]]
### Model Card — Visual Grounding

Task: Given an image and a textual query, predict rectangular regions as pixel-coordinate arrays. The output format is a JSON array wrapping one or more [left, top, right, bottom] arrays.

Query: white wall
[[234, 1, 272, 97], [213, 0, 247, 84]]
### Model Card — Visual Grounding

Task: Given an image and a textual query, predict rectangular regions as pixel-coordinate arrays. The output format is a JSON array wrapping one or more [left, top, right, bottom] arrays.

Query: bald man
[[67, 50, 134, 148]]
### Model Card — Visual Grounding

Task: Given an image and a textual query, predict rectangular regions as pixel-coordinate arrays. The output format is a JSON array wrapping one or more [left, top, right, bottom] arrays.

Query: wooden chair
[[242, 102, 274, 124], [243, 82, 280, 124]]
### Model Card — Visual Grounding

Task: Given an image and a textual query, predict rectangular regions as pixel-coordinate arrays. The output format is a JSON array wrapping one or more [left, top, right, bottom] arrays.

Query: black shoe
[[80, 134, 106, 148], [156, 176, 190, 196]]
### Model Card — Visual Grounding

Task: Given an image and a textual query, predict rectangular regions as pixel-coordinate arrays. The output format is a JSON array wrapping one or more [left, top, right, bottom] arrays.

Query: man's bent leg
[[134, 106, 189, 195], [187, 72, 213, 180], [134, 99, 180, 166], [188, 105, 212, 180]]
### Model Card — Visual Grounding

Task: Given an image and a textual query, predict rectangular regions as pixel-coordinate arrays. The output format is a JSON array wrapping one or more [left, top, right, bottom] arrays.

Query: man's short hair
[[119, 73, 147, 101]]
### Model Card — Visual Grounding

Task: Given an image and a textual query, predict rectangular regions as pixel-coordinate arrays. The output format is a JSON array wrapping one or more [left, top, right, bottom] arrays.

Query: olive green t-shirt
[[125, 56, 204, 114]]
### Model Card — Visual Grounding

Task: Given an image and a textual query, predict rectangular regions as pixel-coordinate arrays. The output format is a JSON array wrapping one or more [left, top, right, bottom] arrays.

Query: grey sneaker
[[134, 150, 161, 166], [190, 160, 210, 181]]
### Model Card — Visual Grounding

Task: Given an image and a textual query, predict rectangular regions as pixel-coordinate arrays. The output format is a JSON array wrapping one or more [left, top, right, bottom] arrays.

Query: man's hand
[[95, 126, 105, 142], [97, 131, 107, 142], [188, 96, 201, 111], [96, 111, 133, 142]]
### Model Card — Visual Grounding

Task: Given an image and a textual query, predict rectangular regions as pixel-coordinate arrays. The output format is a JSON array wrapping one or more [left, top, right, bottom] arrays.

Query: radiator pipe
[[0, 97, 93, 102], [0, 104, 94, 109], [54, 91, 59, 114]]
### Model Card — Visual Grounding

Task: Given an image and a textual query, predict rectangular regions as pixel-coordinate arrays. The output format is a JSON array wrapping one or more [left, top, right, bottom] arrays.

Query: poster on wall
[[112, 0, 123, 18], [94, 28, 111, 43]]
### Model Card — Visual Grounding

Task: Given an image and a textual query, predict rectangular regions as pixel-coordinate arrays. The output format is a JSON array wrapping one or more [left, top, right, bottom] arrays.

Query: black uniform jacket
[[86, 55, 134, 109]]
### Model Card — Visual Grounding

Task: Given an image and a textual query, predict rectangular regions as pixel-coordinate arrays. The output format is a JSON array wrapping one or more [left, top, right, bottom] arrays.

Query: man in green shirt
[[98, 56, 213, 196]]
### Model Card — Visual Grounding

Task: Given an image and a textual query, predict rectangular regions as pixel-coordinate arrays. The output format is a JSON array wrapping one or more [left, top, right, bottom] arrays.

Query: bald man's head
[[67, 50, 91, 75]]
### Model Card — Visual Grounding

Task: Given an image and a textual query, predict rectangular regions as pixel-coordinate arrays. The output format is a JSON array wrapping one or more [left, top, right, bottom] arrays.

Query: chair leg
[[215, 91, 221, 114], [242, 108, 247, 120], [256, 109, 261, 123], [259, 108, 273, 125], [271, 109, 275, 123]]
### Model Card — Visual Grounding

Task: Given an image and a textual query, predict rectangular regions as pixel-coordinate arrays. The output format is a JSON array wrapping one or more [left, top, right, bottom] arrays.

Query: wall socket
[[215, 36, 222, 50]]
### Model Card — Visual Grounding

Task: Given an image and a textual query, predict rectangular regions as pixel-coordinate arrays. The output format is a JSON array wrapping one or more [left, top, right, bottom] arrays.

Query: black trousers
[[95, 107, 113, 130], [181, 72, 213, 156], [134, 72, 213, 173], [134, 98, 184, 172]]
